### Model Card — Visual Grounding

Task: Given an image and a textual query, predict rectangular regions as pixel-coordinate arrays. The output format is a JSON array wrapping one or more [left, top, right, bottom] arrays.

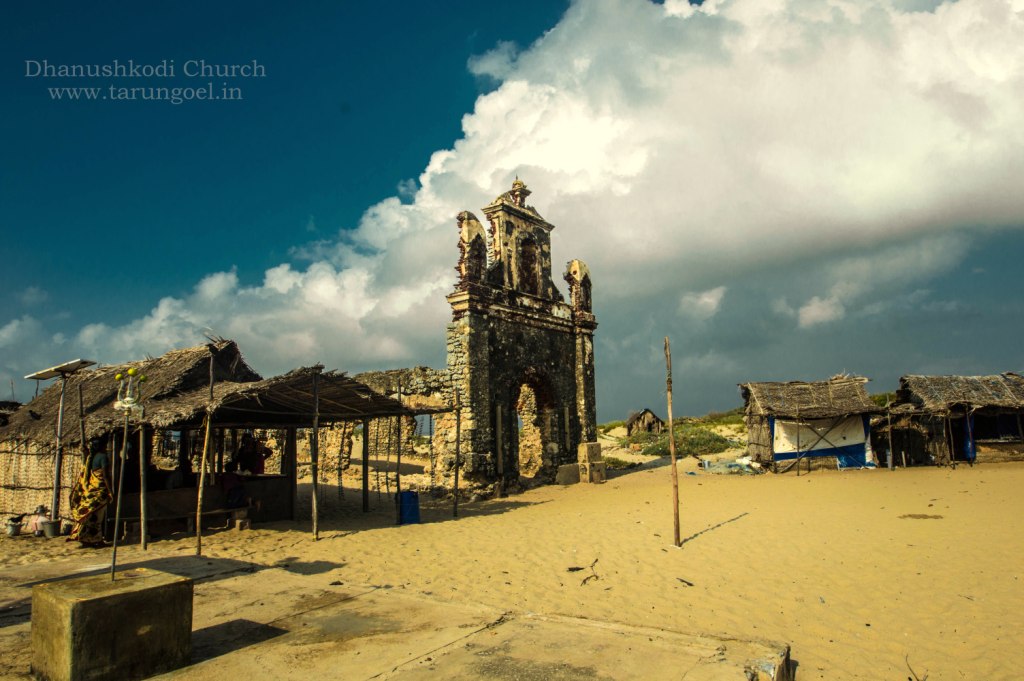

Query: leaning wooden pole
[[664, 337, 680, 548], [195, 352, 216, 556], [195, 411, 212, 556], [311, 368, 321, 541], [110, 410, 130, 580], [50, 374, 69, 523]]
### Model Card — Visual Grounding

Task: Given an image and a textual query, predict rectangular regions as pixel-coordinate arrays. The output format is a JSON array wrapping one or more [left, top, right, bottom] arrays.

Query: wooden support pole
[[453, 389, 461, 519], [887, 411, 895, 470], [964, 408, 975, 465], [311, 368, 321, 541], [110, 410, 130, 580], [665, 338, 680, 548], [285, 428, 297, 520], [195, 410, 212, 556], [78, 382, 88, 463], [51, 374, 69, 522], [395, 381, 403, 525], [362, 418, 370, 512], [139, 426, 148, 551], [796, 407, 802, 477], [946, 416, 956, 464]]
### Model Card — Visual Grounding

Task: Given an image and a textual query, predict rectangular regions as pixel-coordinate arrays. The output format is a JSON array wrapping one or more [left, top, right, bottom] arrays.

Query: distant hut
[[879, 373, 1024, 466], [626, 408, 664, 436], [739, 376, 880, 471]]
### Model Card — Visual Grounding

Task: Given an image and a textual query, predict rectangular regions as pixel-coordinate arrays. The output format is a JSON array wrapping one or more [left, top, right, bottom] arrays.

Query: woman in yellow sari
[[68, 437, 112, 547]]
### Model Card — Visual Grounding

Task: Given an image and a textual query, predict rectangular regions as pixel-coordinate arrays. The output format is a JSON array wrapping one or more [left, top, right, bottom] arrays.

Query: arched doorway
[[511, 370, 559, 482]]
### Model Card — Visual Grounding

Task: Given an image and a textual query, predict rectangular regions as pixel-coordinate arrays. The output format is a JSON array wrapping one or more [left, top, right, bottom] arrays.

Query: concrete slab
[[392, 613, 790, 680], [32, 568, 192, 681], [158, 585, 789, 680]]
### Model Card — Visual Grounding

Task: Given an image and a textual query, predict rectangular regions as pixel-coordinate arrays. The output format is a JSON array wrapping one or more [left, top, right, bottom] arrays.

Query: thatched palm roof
[[739, 377, 878, 419], [0, 340, 261, 444], [0, 341, 410, 446], [167, 366, 412, 429], [896, 373, 1024, 414]]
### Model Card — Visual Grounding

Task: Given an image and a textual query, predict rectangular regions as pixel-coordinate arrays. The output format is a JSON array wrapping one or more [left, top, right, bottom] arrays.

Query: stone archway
[[511, 370, 558, 482]]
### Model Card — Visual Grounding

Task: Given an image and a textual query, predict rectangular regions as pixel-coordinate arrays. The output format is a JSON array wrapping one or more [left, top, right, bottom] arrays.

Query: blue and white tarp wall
[[770, 415, 875, 469]]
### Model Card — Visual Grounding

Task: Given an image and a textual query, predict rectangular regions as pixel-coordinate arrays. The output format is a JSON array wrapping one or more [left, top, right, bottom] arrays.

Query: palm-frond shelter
[[0, 340, 409, 530], [739, 376, 880, 471], [625, 408, 664, 436], [878, 373, 1024, 466]]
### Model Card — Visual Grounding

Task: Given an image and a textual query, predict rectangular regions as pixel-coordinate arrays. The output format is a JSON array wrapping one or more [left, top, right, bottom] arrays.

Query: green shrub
[[638, 423, 732, 457], [603, 456, 640, 470]]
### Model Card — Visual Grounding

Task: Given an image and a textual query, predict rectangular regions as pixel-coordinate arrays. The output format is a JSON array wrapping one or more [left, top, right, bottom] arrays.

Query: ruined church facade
[[353, 180, 597, 490], [445, 179, 597, 486]]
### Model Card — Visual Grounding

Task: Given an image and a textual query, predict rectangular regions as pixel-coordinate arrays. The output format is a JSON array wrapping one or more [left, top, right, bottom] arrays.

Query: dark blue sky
[[1, 1, 567, 327], [3, 0, 1022, 419]]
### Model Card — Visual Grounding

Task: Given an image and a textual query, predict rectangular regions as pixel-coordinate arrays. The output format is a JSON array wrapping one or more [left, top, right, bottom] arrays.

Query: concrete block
[[578, 442, 603, 463], [579, 461, 607, 484], [235, 518, 252, 531], [32, 568, 192, 681], [555, 463, 580, 485]]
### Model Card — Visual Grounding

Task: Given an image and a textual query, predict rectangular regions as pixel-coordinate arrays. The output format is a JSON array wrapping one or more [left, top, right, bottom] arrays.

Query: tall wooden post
[[887, 410, 895, 470], [139, 426, 148, 550], [311, 369, 321, 540], [361, 418, 370, 512], [796, 406, 802, 477], [664, 338, 680, 548], [395, 382, 403, 525]]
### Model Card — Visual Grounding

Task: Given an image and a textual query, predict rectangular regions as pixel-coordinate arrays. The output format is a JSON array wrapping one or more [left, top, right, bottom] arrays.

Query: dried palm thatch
[[896, 373, 1024, 415], [0, 340, 411, 447], [739, 376, 879, 419], [1, 340, 260, 446]]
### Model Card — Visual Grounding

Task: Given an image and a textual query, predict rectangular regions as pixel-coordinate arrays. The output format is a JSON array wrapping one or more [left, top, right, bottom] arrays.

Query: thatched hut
[[0, 340, 408, 530], [877, 373, 1024, 466], [625, 408, 664, 436], [739, 376, 880, 471]]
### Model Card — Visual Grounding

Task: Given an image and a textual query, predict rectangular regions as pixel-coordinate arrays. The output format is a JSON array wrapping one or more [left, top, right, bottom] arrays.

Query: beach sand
[[2, 445, 1022, 679]]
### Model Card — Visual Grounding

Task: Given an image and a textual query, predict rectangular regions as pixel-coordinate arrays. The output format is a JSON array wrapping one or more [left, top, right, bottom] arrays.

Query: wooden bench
[[116, 504, 252, 542]]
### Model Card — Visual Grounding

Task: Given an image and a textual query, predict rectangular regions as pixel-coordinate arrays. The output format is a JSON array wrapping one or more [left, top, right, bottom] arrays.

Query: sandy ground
[[2, 447, 1022, 679]]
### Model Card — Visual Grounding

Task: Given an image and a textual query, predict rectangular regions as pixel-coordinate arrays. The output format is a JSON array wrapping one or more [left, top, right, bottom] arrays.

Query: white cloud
[[4, 0, 1024, 412], [467, 40, 520, 81], [799, 295, 846, 328], [679, 286, 727, 320]]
